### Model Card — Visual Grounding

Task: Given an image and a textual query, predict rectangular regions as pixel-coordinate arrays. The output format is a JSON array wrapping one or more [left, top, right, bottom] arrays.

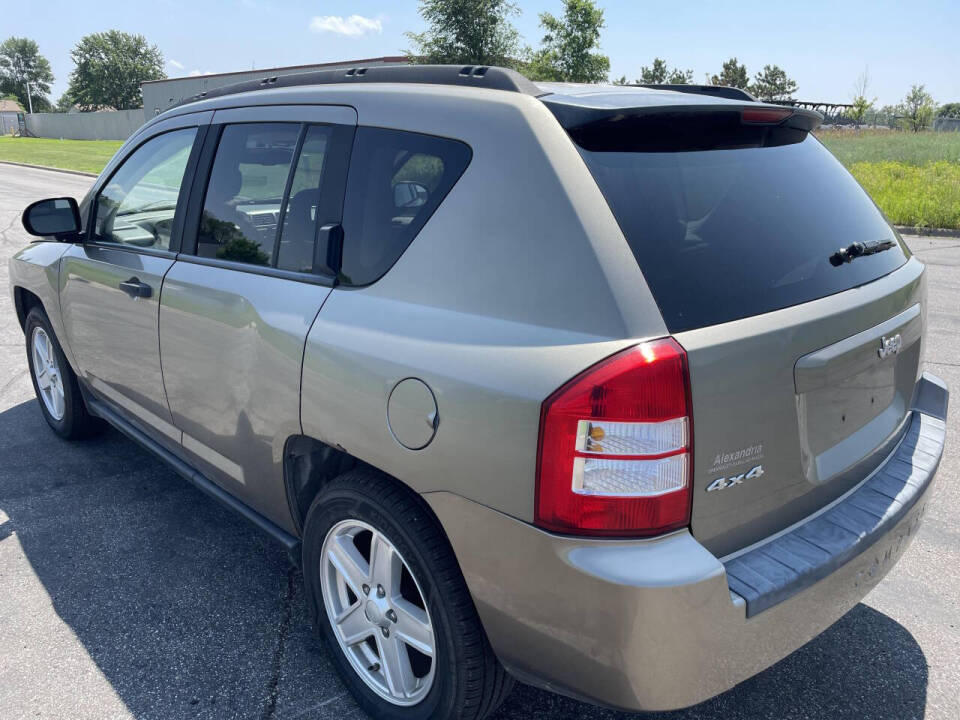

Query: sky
[[7, 0, 959, 108]]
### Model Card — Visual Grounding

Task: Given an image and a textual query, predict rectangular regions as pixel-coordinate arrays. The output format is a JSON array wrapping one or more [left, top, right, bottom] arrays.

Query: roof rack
[[638, 84, 757, 102], [179, 64, 544, 107]]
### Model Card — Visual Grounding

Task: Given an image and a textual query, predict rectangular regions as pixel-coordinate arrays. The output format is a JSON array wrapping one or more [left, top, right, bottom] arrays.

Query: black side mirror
[[22, 197, 82, 240]]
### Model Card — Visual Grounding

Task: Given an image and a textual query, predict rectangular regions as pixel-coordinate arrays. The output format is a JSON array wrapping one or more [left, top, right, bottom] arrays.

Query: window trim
[[86, 124, 209, 255], [179, 107, 356, 285]]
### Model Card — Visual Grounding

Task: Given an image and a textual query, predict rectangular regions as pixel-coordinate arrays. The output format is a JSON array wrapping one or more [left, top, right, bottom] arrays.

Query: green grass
[[817, 128, 960, 166], [0, 136, 123, 174], [817, 129, 960, 228], [848, 161, 960, 229]]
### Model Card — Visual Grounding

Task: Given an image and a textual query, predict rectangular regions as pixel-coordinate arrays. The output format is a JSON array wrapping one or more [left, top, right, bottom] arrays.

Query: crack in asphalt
[[0, 367, 28, 400], [261, 564, 297, 720]]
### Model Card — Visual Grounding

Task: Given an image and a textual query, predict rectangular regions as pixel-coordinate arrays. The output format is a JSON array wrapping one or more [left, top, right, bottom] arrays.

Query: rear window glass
[[580, 135, 908, 332]]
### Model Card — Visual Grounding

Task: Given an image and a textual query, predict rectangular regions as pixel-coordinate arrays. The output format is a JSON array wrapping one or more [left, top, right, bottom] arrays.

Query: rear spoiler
[[636, 84, 757, 102], [543, 101, 823, 152]]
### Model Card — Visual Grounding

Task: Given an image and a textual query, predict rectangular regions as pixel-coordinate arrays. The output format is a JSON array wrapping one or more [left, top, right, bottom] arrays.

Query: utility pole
[[25, 81, 33, 113]]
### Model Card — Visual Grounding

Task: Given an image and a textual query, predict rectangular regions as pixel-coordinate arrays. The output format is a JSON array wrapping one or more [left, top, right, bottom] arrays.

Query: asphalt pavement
[[0, 162, 957, 720]]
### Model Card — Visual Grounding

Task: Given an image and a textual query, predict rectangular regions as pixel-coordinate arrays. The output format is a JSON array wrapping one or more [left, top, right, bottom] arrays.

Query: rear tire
[[302, 467, 514, 720], [24, 307, 102, 440]]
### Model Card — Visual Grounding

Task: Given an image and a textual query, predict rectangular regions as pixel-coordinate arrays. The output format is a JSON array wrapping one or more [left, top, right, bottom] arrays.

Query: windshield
[[580, 135, 909, 332]]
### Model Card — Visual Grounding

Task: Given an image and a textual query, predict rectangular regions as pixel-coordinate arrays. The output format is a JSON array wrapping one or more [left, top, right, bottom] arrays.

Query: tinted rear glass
[[581, 135, 908, 332]]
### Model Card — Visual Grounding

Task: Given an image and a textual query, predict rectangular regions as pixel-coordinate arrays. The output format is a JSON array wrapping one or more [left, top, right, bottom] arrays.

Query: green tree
[[710, 57, 749, 89], [55, 93, 75, 113], [937, 102, 960, 119], [406, 0, 521, 67], [525, 0, 609, 83], [848, 69, 876, 128], [636, 57, 692, 85], [900, 84, 937, 132], [612, 74, 628, 85], [0, 37, 54, 111], [751, 64, 798, 102], [66, 30, 165, 110]]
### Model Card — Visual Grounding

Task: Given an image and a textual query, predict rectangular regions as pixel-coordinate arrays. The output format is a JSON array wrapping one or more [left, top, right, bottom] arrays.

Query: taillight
[[535, 338, 693, 537]]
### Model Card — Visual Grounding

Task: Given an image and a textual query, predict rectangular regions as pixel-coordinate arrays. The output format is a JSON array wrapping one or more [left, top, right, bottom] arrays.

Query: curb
[[895, 226, 960, 239], [0, 160, 97, 178]]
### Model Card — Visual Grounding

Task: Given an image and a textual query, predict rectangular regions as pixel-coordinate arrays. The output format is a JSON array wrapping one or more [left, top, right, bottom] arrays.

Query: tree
[[710, 57, 749, 89], [66, 31, 165, 111], [639, 58, 668, 84], [55, 93, 75, 113], [848, 69, 876, 128], [0, 37, 54, 111], [525, 0, 609, 83], [406, 0, 521, 67], [636, 58, 692, 85], [751, 64, 798, 102], [612, 75, 628, 85], [900, 84, 937, 132], [937, 102, 960, 119]]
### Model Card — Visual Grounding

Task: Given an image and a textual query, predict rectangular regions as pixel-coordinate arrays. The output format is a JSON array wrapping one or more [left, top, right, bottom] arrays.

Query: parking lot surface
[[0, 163, 958, 720]]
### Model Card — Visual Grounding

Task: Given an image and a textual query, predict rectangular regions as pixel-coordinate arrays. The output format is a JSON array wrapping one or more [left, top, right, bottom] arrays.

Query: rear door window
[[339, 127, 471, 286], [580, 134, 908, 332], [194, 122, 351, 274], [197, 123, 300, 266]]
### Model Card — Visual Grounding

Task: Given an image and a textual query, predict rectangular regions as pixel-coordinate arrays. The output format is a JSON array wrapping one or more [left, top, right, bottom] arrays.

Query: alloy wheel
[[320, 519, 436, 706], [31, 327, 65, 420]]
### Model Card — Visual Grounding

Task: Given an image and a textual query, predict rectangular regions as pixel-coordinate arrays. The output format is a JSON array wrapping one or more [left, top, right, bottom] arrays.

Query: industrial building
[[140, 56, 409, 116]]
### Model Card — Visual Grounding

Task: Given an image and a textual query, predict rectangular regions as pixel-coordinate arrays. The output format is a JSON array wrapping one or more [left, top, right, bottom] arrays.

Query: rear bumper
[[426, 372, 948, 712]]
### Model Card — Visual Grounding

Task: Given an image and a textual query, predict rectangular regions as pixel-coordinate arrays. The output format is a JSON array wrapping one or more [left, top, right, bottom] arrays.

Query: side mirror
[[393, 181, 428, 209], [22, 197, 82, 240]]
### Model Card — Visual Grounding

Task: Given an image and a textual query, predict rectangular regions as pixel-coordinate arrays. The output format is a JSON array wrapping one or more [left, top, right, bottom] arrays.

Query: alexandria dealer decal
[[706, 443, 765, 492]]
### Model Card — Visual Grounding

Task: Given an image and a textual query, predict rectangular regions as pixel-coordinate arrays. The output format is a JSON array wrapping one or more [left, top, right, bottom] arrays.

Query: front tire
[[24, 307, 101, 439], [302, 468, 513, 720]]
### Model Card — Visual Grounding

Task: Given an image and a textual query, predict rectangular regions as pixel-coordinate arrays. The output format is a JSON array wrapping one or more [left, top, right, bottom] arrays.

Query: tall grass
[[817, 129, 960, 228], [817, 128, 960, 166], [849, 161, 960, 228]]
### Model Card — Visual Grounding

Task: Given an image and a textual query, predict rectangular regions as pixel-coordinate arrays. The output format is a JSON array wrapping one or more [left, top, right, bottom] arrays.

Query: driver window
[[94, 128, 197, 250]]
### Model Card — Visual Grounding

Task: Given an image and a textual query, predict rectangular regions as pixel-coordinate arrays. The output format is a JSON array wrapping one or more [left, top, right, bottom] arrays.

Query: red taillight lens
[[741, 108, 793, 124], [535, 338, 693, 537]]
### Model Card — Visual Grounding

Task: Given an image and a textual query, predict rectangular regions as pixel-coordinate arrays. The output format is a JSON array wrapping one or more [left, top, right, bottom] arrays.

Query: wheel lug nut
[[381, 627, 390, 638], [376, 585, 385, 598], [386, 610, 397, 623], [362, 584, 370, 596], [368, 662, 380, 672]]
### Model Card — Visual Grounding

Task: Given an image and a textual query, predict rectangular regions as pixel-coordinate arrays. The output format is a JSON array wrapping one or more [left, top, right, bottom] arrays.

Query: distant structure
[[141, 56, 410, 115], [934, 117, 960, 132], [0, 98, 24, 135]]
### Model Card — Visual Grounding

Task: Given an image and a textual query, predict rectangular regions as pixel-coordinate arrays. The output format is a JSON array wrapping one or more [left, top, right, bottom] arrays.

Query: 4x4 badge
[[706, 465, 764, 492], [878, 334, 902, 359]]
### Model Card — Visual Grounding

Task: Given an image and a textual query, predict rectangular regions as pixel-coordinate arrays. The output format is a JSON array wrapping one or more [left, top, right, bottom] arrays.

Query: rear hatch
[[544, 90, 922, 556]]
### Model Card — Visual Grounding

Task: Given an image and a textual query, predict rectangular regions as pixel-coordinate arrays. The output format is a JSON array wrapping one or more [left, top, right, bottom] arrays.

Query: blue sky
[[8, 0, 959, 107]]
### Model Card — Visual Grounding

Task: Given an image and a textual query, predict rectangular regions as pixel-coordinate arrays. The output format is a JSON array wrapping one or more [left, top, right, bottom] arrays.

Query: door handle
[[119, 277, 152, 299]]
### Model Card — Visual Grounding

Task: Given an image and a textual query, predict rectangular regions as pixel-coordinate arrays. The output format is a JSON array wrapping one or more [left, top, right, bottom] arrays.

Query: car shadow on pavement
[[0, 399, 928, 720]]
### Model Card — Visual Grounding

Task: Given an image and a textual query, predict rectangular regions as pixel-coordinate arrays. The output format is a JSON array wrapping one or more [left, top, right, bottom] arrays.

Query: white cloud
[[188, 69, 214, 77], [309, 14, 383, 37], [168, 59, 185, 70]]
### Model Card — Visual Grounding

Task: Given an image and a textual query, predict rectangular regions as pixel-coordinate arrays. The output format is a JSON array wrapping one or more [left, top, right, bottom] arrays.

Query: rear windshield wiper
[[830, 239, 896, 266]]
